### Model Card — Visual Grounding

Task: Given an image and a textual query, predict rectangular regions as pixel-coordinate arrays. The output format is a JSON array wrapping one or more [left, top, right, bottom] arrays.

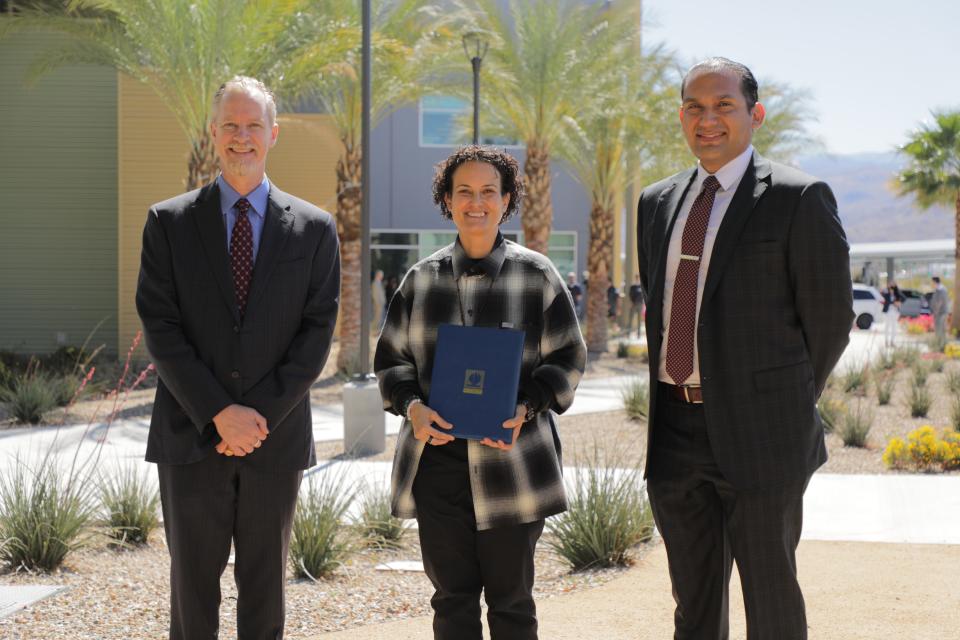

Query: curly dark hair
[[431, 145, 525, 224]]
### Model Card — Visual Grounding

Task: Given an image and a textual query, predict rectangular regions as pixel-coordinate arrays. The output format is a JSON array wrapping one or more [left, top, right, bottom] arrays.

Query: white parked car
[[852, 283, 883, 330]]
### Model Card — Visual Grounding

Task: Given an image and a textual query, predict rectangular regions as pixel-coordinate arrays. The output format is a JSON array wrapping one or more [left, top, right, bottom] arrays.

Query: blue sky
[[643, 0, 959, 155]]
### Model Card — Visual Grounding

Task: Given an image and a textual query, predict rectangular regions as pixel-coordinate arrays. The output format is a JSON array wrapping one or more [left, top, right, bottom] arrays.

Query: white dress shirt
[[658, 145, 755, 385]]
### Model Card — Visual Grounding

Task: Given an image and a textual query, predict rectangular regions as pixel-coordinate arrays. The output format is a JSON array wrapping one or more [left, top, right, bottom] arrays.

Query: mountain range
[[795, 152, 954, 243]]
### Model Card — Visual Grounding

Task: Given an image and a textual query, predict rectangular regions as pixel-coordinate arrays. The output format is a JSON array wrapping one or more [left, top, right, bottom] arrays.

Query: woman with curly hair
[[374, 145, 586, 639]]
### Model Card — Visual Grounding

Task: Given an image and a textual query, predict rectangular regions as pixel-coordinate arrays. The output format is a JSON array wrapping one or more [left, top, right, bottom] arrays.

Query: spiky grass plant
[[356, 482, 407, 549], [620, 377, 649, 420], [545, 445, 653, 571], [838, 401, 873, 448], [99, 463, 160, 546], [0, 455, 98, 571], [874, 375, 895, 406], [290, 469, 357, 580], [911, 362, 930, 387], [817, 392, 846, 433], [907, 378, 932, 418]]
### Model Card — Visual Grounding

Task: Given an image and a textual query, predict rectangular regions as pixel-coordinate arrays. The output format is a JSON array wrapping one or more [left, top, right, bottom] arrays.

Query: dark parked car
[[898, 289, 932, 318]]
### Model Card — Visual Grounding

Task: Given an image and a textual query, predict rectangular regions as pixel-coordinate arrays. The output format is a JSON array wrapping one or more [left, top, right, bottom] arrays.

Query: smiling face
[[444, 161, 510, 258], [679, 69, 765, 173], [210, 87, 279, 192]]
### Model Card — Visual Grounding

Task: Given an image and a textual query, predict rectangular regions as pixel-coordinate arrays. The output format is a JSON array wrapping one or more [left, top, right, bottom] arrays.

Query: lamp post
[[462, 32, 488, 145]]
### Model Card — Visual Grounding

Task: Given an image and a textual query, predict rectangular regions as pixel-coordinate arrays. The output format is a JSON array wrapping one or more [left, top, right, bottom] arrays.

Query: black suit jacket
[[637, 154, 853, 489], [136, 182, 340, 471]]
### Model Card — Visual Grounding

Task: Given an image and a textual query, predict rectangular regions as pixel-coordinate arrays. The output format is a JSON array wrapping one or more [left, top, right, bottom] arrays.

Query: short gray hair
[[213, 75, 277, 124]]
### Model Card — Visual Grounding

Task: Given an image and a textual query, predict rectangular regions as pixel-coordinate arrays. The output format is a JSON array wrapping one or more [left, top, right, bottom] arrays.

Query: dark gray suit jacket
[[136, 181, 340, 471], [637, 154, 853, 489]]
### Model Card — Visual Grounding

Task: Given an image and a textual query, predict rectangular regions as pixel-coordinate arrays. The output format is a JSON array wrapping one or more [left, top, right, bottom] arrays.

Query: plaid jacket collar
[[451, 232, 507, 281]]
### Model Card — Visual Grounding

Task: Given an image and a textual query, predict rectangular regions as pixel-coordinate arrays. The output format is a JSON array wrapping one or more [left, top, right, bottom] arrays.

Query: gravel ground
[[0, 525, 641, 639]]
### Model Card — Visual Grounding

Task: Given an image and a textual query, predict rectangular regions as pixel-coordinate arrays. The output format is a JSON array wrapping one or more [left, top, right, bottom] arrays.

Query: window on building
[[419, 96, 519, 147]]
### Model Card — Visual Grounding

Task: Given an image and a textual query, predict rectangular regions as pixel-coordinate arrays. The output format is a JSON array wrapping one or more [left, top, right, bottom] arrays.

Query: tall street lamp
[[462, 32, 488, 145]]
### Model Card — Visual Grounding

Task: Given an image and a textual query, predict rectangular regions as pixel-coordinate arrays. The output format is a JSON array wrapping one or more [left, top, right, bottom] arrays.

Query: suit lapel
[[700, 154, 772, 307], [244, 189, 294, 317], [647, 170, 696, 338], [193, 183, 241, 324]]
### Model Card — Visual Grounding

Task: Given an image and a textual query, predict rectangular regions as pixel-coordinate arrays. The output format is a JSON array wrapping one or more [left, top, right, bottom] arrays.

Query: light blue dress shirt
[[218, 174, 270, 262]]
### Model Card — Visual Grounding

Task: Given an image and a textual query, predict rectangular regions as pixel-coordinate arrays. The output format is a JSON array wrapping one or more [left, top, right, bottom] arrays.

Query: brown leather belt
[[663, 383, 703, 404]]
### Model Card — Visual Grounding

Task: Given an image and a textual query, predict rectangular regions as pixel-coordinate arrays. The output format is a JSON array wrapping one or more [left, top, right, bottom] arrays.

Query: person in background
[[567, 271, 584, 321], [606, 278, 622, 333], [881, 281, 904, 347], [931, 276, 951, 343], [372, 269, 387, 330], [627, 274, 645, 339]]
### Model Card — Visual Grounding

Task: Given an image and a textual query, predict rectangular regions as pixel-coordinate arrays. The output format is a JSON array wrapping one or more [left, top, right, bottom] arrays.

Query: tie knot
[[235, 198, 251, 216], [702, 175, 721, 194]]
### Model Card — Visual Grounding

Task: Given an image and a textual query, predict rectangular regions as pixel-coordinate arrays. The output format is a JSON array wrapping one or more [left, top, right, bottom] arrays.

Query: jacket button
[[231, 370, 240, 379]]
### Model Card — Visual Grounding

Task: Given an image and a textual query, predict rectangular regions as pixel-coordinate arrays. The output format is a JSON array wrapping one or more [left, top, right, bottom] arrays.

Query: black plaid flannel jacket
[[374, 235, 587, 530]]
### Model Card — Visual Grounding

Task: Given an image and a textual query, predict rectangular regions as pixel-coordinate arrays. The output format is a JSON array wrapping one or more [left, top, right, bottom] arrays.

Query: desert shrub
[[290, 470, 357, 580], [874, 375, 894, 406], [907, 379, 932, 418], [950, 396, 960, 433], [545, 446, 653, 570], [0, 456, 98, 571], [911, 362, 929, 387], [945, 343, 960, 359], [929, 358, 945, 373], [946, 370, 960, 396], [893, 345, 921, 367], [616, 342, 629, 358], [625, 344, 648, 361], [840, 363, 869, 394], [838, 401, 873, 448], [99, 464, 160, 545], [356, 482, 407, 549], [875, 349, 897, 371], [0, 369, 57, 424], [817, 392, 846, 433], [620, 377, 649, 420]]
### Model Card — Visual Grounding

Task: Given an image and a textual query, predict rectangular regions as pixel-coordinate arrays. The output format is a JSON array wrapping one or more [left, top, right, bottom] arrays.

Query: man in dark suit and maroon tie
[[636, 58, 853, 639], [136, 76, 340, 639]]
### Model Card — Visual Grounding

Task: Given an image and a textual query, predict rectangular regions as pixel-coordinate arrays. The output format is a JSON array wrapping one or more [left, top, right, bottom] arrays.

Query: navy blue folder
[[428, 324, 525, 442]]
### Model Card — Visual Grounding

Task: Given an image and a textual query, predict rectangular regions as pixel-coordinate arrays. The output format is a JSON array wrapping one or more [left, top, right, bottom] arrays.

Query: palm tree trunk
[[585, 200, 614, 352], [185, 129, 218, 191], [522, 140, 553, 255], [335, 138, 363, 374], [953, 190, 960, 334]]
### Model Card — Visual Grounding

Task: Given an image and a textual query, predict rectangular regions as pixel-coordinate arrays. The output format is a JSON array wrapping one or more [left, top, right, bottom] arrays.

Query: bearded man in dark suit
[[136, 76, 340, 639], [636, 58, 853, 639]]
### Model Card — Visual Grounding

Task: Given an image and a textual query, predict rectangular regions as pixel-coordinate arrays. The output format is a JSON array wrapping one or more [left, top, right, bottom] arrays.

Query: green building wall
[[0, 30, 118, 356]]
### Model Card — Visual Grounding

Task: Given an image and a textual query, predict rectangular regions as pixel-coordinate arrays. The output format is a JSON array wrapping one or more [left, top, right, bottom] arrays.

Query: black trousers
[[413, 440, 545, 640], [647, 383, 809, 640], [158, 453, 302, 640]]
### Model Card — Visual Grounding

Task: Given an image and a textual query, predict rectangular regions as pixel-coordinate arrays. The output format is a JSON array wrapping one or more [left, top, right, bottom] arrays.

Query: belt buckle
[[681, 385, 703, 404]]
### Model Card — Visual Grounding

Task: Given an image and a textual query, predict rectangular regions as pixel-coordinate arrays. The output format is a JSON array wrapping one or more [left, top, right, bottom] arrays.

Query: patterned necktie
[[664, 175, 721, 385], [230, 198, 254, 318]]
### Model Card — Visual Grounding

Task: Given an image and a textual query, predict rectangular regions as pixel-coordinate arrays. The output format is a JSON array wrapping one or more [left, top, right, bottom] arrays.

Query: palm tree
[[897, 111, 960, 332], [1, 0, 349, 190], [286, 0, 458, 373], [462, 0, 630, 256], [557, 42, 678, 352]]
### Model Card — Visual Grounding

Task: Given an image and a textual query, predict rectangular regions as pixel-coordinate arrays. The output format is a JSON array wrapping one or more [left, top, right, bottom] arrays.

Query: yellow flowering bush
[[944, 342, 960, 359], [883, 426, 960, 472], [626, 344, 648, 362]]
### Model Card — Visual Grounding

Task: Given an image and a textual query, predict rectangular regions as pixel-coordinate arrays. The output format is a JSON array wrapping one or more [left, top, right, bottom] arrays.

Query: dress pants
[[646, 383, 809, 640], [413, 439, 545, 640], [158, 453, 303, 640]]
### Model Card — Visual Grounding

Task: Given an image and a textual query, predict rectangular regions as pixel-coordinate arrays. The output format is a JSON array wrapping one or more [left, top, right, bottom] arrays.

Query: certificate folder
[[428, 324, 524, 442]]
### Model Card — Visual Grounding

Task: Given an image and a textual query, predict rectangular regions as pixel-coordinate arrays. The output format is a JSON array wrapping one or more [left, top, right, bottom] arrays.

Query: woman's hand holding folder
[[409, 401, 455, 446], [480, 404, 526, 451]]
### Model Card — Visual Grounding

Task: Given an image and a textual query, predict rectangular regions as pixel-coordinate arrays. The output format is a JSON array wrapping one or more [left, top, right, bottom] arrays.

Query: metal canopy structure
[[849, 238, 955, 262]]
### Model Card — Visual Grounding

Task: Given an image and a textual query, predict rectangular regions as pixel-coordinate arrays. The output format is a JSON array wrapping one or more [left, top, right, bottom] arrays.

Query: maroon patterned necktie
[[664, 175, 721, 385], [230, 198, 253, 318]]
